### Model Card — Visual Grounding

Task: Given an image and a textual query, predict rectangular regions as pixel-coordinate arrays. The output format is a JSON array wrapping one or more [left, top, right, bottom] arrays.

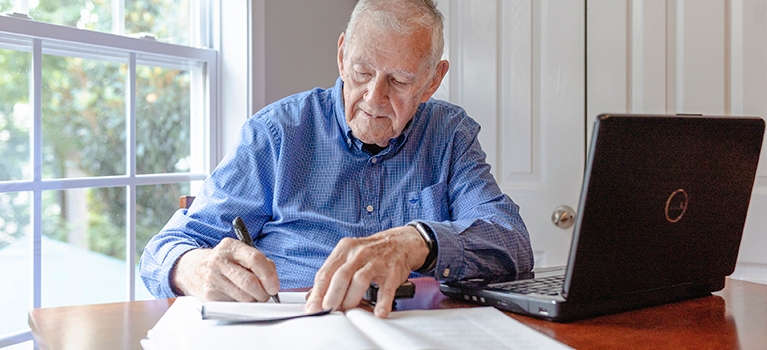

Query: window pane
[[12, 1, 197, 46], [135, 181, 200, 300], [42, 187, 128, 307], [0, 192, 31, 336], [125, 0, 191, 46], [0, 48, 31, 181], [42, 55, 126, 179], [29, 1, 112, 32], [136, 65, 191, 174], [0, 0, 25, 13]]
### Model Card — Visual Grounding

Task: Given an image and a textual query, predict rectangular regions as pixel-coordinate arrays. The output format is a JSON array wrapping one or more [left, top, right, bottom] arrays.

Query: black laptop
[[440, 114, 765, 322]]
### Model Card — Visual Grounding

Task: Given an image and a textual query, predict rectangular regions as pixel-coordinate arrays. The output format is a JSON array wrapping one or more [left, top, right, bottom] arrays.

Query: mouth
[[360, 109, 388, 119], [361, 110, 379, 118]]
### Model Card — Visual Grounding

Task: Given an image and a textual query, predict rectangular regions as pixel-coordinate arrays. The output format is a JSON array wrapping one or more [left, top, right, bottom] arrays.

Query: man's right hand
[[171, 237, 280, 301]]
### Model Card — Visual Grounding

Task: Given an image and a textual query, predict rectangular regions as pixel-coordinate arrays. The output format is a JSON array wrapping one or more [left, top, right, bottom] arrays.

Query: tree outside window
[[0, 0, 207, 340]]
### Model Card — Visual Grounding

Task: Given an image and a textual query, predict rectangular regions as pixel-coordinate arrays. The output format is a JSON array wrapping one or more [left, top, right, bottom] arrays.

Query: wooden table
[[29, 277, 767, 350]]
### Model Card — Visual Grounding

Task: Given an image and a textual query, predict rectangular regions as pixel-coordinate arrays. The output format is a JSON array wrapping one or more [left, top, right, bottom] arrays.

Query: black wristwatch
[[408, 221, 438, 272]]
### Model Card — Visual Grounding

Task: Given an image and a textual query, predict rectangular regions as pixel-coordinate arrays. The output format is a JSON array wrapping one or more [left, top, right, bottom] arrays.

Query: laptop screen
[[563, 115, 764, 301]]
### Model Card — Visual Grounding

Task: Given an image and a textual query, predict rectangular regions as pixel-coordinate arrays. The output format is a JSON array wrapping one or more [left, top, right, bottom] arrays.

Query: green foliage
[[126, 0, 190, 45], [136, 66, 191, 174], [0, 50, 30, 182], [135, 182, 190, 257], [30, 0, 112, 31], [0, 1, 195, 261]]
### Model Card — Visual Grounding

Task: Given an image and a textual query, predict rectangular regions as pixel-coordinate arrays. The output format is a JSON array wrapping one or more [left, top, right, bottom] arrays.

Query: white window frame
[[0, 5, 219, 346]]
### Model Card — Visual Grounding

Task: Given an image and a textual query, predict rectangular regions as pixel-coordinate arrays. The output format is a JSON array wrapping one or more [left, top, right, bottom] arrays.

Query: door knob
[[551, 205, 576, 229]]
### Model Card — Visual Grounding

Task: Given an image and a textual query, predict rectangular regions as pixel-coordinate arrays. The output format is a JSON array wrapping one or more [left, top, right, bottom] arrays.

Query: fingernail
[[374, 306, 388, 318]]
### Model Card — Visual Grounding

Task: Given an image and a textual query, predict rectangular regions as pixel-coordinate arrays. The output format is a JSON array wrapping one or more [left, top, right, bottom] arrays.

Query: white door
[[587, 0, 767, 284], [435, 0, 586, 267]]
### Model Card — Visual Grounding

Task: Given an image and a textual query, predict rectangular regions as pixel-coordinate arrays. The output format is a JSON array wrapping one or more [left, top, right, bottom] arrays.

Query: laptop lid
[[440, 114, 765, 321], [563, 114, 765, 301]]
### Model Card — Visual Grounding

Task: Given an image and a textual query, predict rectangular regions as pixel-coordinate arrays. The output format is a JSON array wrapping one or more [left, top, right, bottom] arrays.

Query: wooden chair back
[[179, 195, 195, 209]]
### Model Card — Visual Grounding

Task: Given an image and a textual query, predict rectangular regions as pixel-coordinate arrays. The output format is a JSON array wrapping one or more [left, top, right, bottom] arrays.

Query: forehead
[[346, 18, 432, 75]]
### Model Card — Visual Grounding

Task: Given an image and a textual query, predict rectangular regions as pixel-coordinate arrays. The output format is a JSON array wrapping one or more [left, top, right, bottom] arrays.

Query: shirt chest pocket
[[404, 182, 449, 223]]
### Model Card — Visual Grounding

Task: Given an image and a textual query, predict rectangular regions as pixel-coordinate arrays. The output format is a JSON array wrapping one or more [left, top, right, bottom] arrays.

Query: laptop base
[[440, 276, 722, 322]]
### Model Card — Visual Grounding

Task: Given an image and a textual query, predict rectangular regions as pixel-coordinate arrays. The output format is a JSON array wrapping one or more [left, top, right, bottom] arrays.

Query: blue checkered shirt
[[140, 77, 534, 298]]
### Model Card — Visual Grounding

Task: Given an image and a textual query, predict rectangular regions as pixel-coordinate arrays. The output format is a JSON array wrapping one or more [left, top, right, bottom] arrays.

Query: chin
[[351, 125, 395, 145], [360, 136, 386, 145]]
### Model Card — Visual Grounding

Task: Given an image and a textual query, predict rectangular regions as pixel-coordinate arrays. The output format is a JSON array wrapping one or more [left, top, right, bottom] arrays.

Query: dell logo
[[665, 189, 688, 223]]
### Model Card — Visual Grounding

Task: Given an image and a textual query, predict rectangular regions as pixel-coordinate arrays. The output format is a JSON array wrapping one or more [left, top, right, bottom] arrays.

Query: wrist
[[171, 248, 204, 297], [408, 221, 438, 273]]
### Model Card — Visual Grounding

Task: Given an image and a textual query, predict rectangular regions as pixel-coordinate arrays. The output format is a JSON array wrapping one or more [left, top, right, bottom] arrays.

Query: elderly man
[[140, 0, 533, 318]]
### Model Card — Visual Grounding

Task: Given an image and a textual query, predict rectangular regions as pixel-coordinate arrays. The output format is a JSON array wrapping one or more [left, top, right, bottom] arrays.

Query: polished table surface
[[29, 277, 767, 350]]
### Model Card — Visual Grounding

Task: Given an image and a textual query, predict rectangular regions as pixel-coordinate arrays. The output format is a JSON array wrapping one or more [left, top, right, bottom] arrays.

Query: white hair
[[344, 0, 445, 70]]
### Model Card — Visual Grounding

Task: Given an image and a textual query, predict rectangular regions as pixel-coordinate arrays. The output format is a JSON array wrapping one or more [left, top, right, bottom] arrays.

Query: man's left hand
[[305, 225, 429, 318]]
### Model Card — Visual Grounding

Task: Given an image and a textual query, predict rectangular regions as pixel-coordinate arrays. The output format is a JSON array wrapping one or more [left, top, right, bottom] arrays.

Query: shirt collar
[[332, 77, 423, 155]]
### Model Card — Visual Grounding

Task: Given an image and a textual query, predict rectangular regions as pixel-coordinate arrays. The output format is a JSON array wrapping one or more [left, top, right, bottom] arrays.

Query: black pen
[[232, 216, 281, 303]]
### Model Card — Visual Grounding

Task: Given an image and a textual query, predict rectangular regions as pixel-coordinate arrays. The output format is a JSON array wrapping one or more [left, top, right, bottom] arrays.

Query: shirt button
[[371, 157, 378, 164], [366, 205, 374, 213], [442, 268, 450, 277]]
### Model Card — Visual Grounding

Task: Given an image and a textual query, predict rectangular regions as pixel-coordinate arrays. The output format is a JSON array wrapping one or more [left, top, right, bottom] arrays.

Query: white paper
[[345, 307, 573, 350], [142, 297, 572, 350], [200, 292, 320, 322], [142, 297, 377, 350]]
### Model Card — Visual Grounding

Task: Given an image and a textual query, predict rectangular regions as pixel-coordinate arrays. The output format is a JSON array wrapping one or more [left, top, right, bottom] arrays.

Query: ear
[[420, 60, 450, 103], [337, 32, 346, 79]]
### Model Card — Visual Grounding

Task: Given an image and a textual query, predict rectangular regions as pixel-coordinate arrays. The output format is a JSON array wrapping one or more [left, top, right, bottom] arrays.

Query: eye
[[355, 70, 372, 79], [390, 78, 410, 87]]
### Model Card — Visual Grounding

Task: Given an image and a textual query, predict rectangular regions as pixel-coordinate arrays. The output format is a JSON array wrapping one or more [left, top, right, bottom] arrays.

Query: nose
[[365, 75, 389, 109]]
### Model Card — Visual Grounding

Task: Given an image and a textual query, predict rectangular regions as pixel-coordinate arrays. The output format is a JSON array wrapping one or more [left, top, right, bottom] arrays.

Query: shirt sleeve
[[139, 114, 278, 299], [420, 116, 534, 282]]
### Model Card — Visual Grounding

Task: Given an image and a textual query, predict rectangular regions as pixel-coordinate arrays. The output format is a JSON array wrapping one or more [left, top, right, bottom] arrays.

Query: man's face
[[337, 18, 448, 147]]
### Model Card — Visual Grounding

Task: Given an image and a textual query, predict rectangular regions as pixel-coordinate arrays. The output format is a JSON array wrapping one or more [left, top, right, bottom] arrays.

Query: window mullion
[[126, 52, 137, 301], [31, 38, 42, 310], [112, 0, 125, 36]]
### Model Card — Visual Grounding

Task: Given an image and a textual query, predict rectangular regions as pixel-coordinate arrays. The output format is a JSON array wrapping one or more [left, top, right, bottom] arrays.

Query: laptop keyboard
[[489, 275, 564, 296]]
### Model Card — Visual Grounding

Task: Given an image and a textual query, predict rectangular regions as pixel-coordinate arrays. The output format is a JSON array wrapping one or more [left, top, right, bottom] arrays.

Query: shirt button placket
[[362, 156, 382, 231]]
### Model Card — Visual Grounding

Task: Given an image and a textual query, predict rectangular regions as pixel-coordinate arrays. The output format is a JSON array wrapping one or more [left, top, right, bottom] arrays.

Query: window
[[0, 1, 218, 347]]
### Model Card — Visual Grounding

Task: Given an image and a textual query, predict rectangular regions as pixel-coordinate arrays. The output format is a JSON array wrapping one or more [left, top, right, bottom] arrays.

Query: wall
[[587, 0, 767, 284], [225, 0, 766, 283], [263, 0, 357, 105], [219, 0, 356, 159]]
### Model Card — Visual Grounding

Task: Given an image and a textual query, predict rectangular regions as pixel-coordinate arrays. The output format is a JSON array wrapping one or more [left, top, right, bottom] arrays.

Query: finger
[[321, 241, 374, 311], [321, 266, 355, 311], [373, 278, 402, 318], [305, 277, 327, 313], [194, 279, 236, 302], [230, 243, 280, 296], [195, 265, 254, 302], [215, 259, 272, 302], [340, 269, 374, 310], [306, 265, 332, 313], [306, 238, 355, 312], [208, 239, 273, 301]]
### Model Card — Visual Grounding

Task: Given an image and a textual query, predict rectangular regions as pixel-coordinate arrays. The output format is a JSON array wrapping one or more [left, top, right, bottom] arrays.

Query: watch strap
[[408, 221, 438, 272]]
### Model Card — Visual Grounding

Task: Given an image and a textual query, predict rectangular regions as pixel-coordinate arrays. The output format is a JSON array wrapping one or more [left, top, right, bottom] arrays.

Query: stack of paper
[[141, 296, 572, 350]]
